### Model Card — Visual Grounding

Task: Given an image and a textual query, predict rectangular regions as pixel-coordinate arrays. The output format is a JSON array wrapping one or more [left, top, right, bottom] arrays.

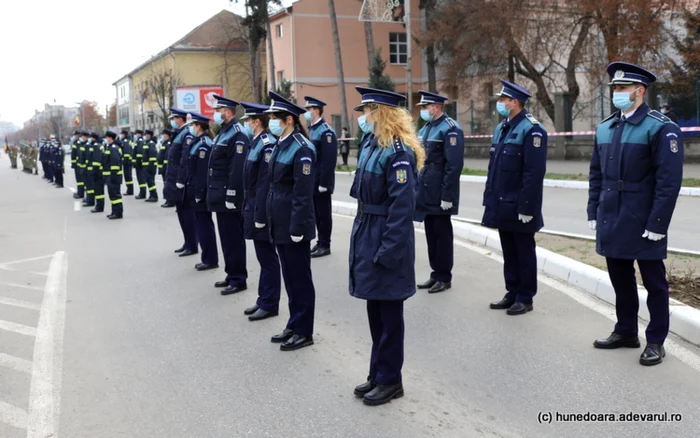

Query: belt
[[425, 162, 443, 171], [358, 201, 388, 216], [601, 180, 653, 192]]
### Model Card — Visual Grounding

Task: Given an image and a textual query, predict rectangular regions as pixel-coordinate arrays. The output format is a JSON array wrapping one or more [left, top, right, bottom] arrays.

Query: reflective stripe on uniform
[[117, 171, 123, 175], [148, 186, 157, 191], [92, 162, 102, 167], [125, 181, 134, 185], [86, 190, 95, 194], [77, 182, 84, 186], [111, 199, 123, 205], [139, 184, 147, 188], [95, 195, 106, 200], [110, 165, 121, 170], [102, 172, 111, 176]]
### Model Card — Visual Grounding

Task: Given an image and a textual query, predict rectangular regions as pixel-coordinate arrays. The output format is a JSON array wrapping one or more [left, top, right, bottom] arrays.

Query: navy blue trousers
[[195, 211, 218, 265], [606, 258, 670, 345], [277, 241, 315, 337], [54, 167, 63, 186], [254, 240, 281, 313], [135, 166, 147, 197], [215, 211, 247, 287], [424, 214, 454, 282], [176, 201, 198, 252], [499, 230, 537, 304], [46, 163, 54, 181], [313, 192, 333, 248], [367, 300, 404, 386]]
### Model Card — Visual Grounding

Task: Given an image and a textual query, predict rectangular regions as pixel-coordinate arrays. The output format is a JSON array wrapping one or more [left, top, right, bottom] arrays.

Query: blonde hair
[[371, 105, 425, 170]]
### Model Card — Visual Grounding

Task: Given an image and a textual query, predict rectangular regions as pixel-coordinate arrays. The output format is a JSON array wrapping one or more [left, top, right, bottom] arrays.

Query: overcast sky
[[0, 0, 293, 127]]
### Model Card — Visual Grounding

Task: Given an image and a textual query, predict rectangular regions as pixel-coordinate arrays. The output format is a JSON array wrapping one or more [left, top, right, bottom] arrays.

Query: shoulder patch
[[326, 133, 333, 143], [199, 150, 206, 159], [396, 168, 407, 184], [392, 137, 406, 153], [264, 151, 272, 163], [525, 113, 540, 125], [186, 137, 193, 145], [670, 139, 679, 153], [533, 136, 542, 148], [236, 143, 244, 154], [647, 110, 671, 123], [302, 162, 311, 175]]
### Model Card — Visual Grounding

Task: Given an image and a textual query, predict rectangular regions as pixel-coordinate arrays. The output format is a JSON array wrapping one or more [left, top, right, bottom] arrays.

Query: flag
[[4, 135, 8, 146], [74, 116, 80, 126]]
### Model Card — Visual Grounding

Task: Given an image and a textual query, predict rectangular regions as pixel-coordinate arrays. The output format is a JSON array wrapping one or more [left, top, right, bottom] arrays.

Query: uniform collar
[[309, 117, 325, 128], [278, 127, 300, 148], [612, 102, 649, 127], [505, 109, 527, 127], [428, 113, 446, 126]]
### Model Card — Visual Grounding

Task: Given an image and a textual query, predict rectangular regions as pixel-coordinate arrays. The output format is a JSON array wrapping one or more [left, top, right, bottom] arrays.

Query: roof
[[118, 10, 248, 80], [269, 5, 293, 22]]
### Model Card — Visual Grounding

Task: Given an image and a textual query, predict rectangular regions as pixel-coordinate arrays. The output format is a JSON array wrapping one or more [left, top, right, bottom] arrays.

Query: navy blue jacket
[[104, 142, 123, 186], [207, 119, 249, 212], [165, 126, 193, 202], [587, 103, 683, 260], [243, 130, 277, 241], [349, 137, 417, 301], [266, 129, 317, 244], [143, 138, 158, 175], [158, 139, 170, 174], [308, 118, 337, 194], [414, 114, 464, 221], [481, 110, 548, 233], [184, 134, 213, 212], [133, 136, 145, 169], [350, 132, 374, 200]]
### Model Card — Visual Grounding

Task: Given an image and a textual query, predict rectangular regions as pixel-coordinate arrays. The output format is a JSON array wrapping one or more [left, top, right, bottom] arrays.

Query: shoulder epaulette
[[392, 137, 406, 153], [232, 123, 242, 133], [322, 122, 332, 132], [445, 118, 456, 128], [525, 113, 540, 125], [261, 133, 275, 145], [292, 133, 308, 148], [647, 110, 671, 123], [601, 112, 617, 123]]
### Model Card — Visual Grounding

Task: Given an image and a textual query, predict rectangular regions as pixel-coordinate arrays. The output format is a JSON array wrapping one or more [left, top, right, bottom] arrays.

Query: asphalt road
[[2, 164, 700, 437], [333, 173, 700, 252]]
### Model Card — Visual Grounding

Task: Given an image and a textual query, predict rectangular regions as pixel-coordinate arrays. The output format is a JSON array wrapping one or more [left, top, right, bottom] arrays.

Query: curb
[[335, 171, 700, 197], [332, 200, 700, 347]]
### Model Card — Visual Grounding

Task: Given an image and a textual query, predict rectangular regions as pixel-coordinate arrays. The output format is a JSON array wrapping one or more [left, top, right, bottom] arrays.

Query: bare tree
[[48, 107, 66, 140], [216, 8, 255, 99], [145, 65, 182, 128], [359, 0, 376, 64], [328, 0, 350, 131]]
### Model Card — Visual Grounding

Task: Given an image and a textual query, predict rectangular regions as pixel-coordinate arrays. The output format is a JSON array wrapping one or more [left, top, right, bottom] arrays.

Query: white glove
[[642, 230, 666, 241], [291, 235, 303, 243], [255, 222, 265, 229], [588, 220, 597, 230], [440, 201, 452, 210], [225, 202, 235, 210], [318, 186, 328, 193], [176, 183, 184, 189], [518, 214, 533, 224], [195, 198, 201, 203]]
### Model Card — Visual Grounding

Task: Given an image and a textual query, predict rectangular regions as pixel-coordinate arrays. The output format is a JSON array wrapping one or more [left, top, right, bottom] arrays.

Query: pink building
[[268, 0, 426, 132]]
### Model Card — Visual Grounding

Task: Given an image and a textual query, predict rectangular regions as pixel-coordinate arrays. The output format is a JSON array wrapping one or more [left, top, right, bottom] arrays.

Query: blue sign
[[183, 93, 196, 105]]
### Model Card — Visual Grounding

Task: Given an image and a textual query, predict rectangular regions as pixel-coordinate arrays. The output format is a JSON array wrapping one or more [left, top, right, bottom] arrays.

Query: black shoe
[[174, 246, 186, 253], [280, 334, 314, 351], [72, 194, 81, 199], [214, 280, 229, 288], [244, 304, 259, 316], [134, 195, 145, 200], [145, 197, 158, 203], [271, 328, 294, 343], [417, 278, 436, 289], [178, 249, 198, 257], [221, 283, 247, 295], [310, 243, 319, 254], [195, 263, 218, 271], [354, 378, 376, 397], [90, 208, 104, 213], [161, 202, 175, 208], [640, 343, 665, 366], [107, 214, 123, 220], [506, 302, 533, 315], [490, 297, 515, 309], [310, 247, 331, 258], [249, 308, 278, 321], [362, 383, 404, 406], [428, 281, 451, 294], [123, 192, 133, 196], [593, 332, 641, 349], [55, 185, 63, 188]]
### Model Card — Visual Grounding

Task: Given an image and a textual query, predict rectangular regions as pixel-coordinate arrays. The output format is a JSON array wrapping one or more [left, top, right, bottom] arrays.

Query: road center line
[[0, 297, 41, 310], [0, 352, 32, 374], [26, 251, 68, 438], [0, 400, 28, 430]]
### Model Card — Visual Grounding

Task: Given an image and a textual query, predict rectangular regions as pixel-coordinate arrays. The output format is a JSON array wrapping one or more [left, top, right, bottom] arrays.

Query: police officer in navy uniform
[[265, 91, 317, 351], [120, 130, 135, 196], [53, 139, 64, 188], [168, 108, 199, 256], [158, 129, 172, 206], [133, 129, 147, 199], [414, 91, 465, 293], [142, 129, 159, 202], [349, 86, 424, 406], [184, 113, 219, 271], [350, 102, 377, 199], [483, 80, 548, 316], [209, 95, 249, 295], [588, 62, 684, 366], [103, 131, 124, 220], [303, 96, 338, 258], [240, 102, 282, 322]]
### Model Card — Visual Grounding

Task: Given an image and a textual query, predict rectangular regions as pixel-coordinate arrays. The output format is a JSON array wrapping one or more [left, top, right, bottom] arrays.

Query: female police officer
[[185, 113, 219, 272], [240, 101, 281, 322], [349, 87, 425, 406], [264, 91, 317, 351]]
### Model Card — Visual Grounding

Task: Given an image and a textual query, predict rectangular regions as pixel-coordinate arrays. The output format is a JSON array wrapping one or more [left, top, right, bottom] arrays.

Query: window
[[277, 70, 285, 84], [276, 24, 283, 38], [389, 32, 408, 65]]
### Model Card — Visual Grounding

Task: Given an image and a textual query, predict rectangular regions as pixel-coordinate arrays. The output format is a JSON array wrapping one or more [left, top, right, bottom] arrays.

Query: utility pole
[[405, 0, 412, 109], [696, 80, 700, 124]]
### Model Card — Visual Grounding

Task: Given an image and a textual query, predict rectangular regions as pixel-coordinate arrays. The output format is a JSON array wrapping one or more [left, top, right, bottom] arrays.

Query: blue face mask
[[242, 122, 254, 138], [612, 90, 637, 112], [213, 112, 224, 125], [420, 109, 433, 122], [358, 115, 374, 134], [187, 125, 196, 136], [170, 120, 178, 129], [304, 111, 313, 122], [496, 101, 510, 117], [269, 119, 284, 137]]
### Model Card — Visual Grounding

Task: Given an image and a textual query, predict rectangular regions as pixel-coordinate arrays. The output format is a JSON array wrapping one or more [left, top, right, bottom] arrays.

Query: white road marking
[[0, 297, 41, 310], [0, 320, 37, 337], [73, 201, 80, 212], [0, 400, 28, 430], [67, 187, 76, 194], [0, 352, 32, 374], [0, 254, 54, 267], [27, 251, 68, 438], [334, 212, 700, 374], [0, 282, 45, 292]]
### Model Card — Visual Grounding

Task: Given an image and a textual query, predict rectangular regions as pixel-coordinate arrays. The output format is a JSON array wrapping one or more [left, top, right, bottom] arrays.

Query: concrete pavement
[[2, 165, 700, 437]]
